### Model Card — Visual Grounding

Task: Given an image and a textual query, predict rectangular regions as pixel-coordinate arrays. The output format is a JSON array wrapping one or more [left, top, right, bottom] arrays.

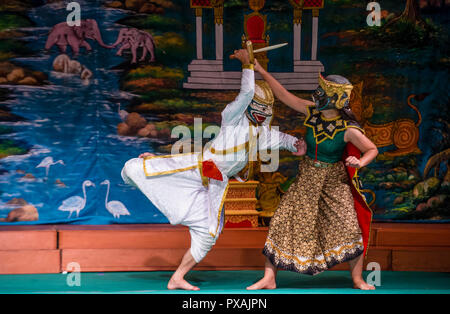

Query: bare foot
[[246, 277, 276, 290], [167, 277, 200, 291], [353, 279, 375, 290]]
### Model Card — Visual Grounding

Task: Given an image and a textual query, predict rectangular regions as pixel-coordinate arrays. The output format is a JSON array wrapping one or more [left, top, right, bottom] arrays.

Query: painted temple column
[[195, 8, 203, 60], [293, 8, 303, 61], [311, 8, 319, 61], [214, 3, 224, 61]]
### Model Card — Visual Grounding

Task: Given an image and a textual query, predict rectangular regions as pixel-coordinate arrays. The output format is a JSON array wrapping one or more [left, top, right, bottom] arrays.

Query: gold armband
[[242, 64, 254, 71]]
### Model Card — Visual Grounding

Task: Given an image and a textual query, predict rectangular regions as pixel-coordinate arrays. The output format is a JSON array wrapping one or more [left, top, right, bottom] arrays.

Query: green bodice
[[305, 128, 346, 163], [303, 106, 348, 163]]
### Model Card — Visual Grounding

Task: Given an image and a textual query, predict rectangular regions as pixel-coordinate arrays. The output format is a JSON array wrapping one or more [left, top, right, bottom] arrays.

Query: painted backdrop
[[0, 0, 448, 224]]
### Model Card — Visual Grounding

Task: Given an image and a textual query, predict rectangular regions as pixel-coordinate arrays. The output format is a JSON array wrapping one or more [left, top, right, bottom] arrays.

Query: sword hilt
[[246, 41, 255, 65]]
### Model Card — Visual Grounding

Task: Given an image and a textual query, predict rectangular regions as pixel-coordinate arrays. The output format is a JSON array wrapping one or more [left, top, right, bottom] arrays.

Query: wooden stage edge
[[0, 223, 449, 274]]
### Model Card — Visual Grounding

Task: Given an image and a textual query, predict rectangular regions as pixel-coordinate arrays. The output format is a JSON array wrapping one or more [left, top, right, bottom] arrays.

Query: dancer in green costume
[[248, 59, 378, 290]]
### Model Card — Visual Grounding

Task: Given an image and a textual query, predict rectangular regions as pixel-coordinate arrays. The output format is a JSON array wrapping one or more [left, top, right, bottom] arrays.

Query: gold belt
[[305, 156, 337, 168]]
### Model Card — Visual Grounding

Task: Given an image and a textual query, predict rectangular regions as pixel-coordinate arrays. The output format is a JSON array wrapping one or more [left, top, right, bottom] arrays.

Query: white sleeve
[[258, 126, 298, 152], [221, 69, 255, 126]]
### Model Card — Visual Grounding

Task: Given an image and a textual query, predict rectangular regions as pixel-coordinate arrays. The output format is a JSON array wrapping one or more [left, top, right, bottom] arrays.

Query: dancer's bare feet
[[167, 277, 200, 291], [167, 249, 199, 290], [246, 276, 276, 290], [353, 278, 375, 290], [348, 254, 375, 290], [247, 257, 278, 290]]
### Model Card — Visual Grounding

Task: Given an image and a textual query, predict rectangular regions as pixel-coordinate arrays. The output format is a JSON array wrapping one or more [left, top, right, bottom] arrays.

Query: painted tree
[[384, 0, 424, 28]]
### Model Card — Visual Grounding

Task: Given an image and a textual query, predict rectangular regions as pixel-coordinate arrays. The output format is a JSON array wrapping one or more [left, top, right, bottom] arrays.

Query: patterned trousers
[[263, 156, 364, 275]]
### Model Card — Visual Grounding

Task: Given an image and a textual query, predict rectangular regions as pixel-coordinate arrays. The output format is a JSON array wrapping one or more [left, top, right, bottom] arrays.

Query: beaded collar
[[304, 106, 347, 144]]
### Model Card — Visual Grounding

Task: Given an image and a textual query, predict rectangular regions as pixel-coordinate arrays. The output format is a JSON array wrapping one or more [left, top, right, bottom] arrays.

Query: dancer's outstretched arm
[[258, 126, 305, 155], [254, 59, 314, 115], [221, 49, 255, 126]]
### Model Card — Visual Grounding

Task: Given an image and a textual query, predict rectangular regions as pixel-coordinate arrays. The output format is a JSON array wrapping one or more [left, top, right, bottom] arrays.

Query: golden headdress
[[254, 80, 274, 107], [318, 74, 353, 109]]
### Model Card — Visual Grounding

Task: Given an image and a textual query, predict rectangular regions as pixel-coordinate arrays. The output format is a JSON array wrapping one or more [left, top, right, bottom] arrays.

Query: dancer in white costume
[[121, 49, 306, 290]]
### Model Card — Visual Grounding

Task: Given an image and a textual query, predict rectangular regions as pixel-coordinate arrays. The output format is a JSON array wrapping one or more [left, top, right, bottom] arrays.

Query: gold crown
[[254, 80, 274, 107], [318, 74, 353, 109]]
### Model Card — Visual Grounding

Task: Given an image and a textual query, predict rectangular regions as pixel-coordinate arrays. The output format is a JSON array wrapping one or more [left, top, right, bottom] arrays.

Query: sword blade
[[253, 43, 288, 54]]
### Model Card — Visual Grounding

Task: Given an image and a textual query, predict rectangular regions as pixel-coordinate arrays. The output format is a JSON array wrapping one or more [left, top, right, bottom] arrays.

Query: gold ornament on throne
[[235, 159, 259, 182], [249, 0, 265, 11], [235, 154, 289, 226], [348, 81, 371, 123], [225, 162, 260, 228], [257, 171, 288, 226]]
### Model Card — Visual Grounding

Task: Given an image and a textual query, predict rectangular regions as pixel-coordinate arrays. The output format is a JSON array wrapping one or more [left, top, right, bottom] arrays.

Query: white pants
[[121, 157, 217, 263]]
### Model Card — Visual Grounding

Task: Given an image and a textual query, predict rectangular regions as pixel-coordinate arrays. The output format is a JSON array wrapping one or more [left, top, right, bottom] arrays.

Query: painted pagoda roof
[[190, 0, 324, 10], [292, 0, 324, 9], [190, 0, 212, 8]]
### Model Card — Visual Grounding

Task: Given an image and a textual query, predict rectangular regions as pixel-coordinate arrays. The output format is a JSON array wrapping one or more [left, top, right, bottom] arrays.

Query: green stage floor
[[0, 271, 449, 294]]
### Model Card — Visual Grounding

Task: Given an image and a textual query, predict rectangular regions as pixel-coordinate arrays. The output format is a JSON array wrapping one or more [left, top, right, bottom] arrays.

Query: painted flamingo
[[58, 180, 95, 218], [118, 103, 128, 121], [100, 179, 130, 219], [36, 156, 65, 177]]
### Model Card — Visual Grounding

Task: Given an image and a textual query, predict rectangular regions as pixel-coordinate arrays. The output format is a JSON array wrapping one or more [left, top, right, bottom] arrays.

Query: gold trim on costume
[[210, 142, 249, 155], [320, 114, 341, 121], [197, 152, 209, 187], [143, 164, 198, 177], [248, 124, 256, 179], [225, 209, 259, 215], [142, 152, 197, 177], [143, 152, 196, 160], [242, 64, 254, 71], [346, 124, 366, 135], [265, 237, 364, 266], [144, 165, 198, 177], [304, 106, 347, 144], [209, 183, 230, 238]]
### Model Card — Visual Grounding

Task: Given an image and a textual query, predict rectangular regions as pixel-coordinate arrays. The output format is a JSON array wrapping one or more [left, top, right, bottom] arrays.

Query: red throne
[[242, 12, 269, 69], [245, 14, 267, 43]]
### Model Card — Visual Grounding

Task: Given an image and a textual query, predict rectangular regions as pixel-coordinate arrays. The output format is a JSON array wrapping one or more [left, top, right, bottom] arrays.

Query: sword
[[231, 41, 288, 64], [253, 43, 288, 54]]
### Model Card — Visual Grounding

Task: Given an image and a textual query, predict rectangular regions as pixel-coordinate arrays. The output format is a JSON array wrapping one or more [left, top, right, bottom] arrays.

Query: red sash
[[202, 160, 223, 181], [343, 143, 373, 257]]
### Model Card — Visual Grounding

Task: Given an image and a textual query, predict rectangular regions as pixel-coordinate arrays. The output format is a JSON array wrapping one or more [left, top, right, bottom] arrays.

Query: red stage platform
[[0, 223, 449, 274]]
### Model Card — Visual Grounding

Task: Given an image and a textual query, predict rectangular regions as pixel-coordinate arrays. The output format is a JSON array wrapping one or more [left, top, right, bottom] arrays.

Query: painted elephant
[[52, 54, 92, 80], [111, 28, 156, 63], [45, 19, 113, 56]]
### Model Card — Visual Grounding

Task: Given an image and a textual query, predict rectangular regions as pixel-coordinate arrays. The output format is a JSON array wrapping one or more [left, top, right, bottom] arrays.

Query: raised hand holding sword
[[140, 41, 306, 158], [230, 41, 306, 157]]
